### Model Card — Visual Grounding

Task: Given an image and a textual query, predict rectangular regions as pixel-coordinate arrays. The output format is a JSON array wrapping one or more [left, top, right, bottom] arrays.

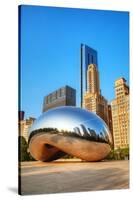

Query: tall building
[[19, 117, 36, 142], [80, 44, 98, 107], [83, 64, 109, 125], [42, 85, 76, 112], [87, 64, 100, 94], [111, 78, 129, 149], [108, 105, 114, 147], [18, 111, 25, 121]]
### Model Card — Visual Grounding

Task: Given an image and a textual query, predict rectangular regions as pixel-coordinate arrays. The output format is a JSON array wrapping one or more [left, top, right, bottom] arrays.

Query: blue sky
[[20, 5, 129, 119]]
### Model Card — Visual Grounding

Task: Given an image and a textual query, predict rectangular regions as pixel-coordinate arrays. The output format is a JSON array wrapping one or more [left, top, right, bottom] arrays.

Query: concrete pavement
[[19, 159, 129, 195]]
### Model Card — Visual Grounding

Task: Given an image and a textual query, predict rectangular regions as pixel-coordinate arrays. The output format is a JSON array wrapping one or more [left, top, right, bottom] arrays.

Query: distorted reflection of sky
[[29, 107, 111, 140]]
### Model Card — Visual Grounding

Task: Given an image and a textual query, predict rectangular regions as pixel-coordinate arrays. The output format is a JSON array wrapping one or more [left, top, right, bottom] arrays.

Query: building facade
[[111, 78, 129, 149], [83, 64, 109, 126], [19, 117, 36, 142], [87, 64, 100, 94], [42, 85, 76, 112], [80, 44, 98, 107], [18, 111, 25, 121], [108, 105, 114, 147]]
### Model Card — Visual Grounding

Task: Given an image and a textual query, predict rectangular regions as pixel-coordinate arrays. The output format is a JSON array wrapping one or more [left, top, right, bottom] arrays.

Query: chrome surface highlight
[[28, 106, 112, 161]]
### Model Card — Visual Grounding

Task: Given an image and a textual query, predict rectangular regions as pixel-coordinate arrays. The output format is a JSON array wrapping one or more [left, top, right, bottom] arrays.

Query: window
[[61, 88, 65, 97]]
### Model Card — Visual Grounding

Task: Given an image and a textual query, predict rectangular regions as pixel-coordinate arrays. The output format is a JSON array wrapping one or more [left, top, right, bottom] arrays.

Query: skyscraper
[[108, 105, 114, 147], [87, 64, 100, 94], [19, 117, 36, 142], [80, 44, 98, 107], [18, 111, 25, 121], [111, 78, 129, 149], [83, 64, 109, 125], [42, 85, 76, 112]]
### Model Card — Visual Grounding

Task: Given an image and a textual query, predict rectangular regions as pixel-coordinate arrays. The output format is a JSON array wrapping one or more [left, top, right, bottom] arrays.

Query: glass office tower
[[42, 85, 76, 112], [80, 44, 98, 107]]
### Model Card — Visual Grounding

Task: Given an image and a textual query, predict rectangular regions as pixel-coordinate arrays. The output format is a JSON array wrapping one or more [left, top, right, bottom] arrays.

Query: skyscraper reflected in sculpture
[[28, 106, 113, 162]]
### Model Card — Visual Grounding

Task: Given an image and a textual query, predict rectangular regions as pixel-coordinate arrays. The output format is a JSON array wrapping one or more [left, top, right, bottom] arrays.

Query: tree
[[106, 146, 129, 160], [18, 136, 35, 161]]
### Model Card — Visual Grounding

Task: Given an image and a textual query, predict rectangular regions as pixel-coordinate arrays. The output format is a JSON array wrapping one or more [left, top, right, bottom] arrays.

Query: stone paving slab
[[19, 159, 129, 195]]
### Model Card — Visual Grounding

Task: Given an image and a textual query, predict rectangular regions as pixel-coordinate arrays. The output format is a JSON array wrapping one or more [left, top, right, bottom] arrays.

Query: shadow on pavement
[[8, 187, 18, 194]]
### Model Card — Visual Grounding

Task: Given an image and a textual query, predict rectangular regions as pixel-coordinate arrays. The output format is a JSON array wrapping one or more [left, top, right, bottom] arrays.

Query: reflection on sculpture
[[28, 106, 113, 162]]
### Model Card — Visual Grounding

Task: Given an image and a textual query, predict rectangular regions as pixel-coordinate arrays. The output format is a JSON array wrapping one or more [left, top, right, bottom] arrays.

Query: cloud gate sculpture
[[28, 106, 113, 162]]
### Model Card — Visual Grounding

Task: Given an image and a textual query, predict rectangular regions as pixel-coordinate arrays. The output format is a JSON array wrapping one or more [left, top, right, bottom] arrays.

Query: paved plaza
[[20, 159, 129, 195]]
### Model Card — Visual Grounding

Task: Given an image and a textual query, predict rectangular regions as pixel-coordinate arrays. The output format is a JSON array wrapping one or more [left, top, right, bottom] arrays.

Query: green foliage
[[106, 146, 129, 160], [19, 136, 35, 162], [63, 154, 74, 159]]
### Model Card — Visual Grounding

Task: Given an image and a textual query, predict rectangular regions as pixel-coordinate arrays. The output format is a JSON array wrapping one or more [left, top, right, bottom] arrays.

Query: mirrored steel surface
[[29, 106, 112, 145], [28, 106, 113, 161]]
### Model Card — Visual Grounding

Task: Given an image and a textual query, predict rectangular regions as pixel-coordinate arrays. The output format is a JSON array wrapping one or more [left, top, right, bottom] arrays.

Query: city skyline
[[20, 5, 129, 118]]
